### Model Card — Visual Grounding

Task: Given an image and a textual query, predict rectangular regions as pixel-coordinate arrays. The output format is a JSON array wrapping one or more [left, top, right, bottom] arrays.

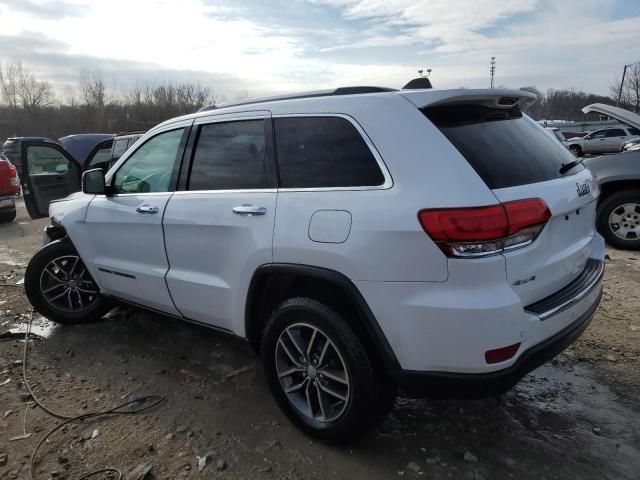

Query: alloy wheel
[[275, 323, 350, 423], [39, 255, 99, 313], [609, 203, 640, 240]]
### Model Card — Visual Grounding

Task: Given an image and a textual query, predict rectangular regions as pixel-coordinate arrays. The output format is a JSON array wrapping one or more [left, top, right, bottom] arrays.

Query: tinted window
[[274, 116, 384, 188], [423, 105, 581, 189], [113, 128, 184, 194], [606, 129, 626, 137], [88, 142, 114, 167], [589, 130, 607, 139], [627, 127, 639, 136], [112, 139, 129, 160], [189, 120, 267, 191]]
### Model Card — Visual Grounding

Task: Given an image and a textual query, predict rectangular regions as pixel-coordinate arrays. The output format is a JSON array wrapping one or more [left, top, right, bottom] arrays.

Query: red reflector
[[485, 343, 521, 364], [505, 199, 551, 235]]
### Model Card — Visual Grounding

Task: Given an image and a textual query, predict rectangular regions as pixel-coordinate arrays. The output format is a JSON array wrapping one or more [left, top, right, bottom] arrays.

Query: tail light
[[0, 160, 20, 196], [418, 198, 551, 258]]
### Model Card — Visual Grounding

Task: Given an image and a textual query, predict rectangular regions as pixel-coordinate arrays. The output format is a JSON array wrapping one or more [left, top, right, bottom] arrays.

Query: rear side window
[[188, 120, 267, 191], [606, 129, 626, 137], [423, 105, 580, 189], [274, 116, 385, 188], [112, 139, 129, 160]]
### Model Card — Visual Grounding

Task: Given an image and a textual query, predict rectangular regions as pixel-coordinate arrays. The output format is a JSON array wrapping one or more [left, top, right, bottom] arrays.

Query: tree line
[[1, 59, 639, 142], [0, 61, 220, 141]]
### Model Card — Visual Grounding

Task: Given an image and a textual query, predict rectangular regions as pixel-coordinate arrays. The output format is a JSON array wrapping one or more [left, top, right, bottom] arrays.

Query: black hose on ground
[[1, 283, 164, 480]]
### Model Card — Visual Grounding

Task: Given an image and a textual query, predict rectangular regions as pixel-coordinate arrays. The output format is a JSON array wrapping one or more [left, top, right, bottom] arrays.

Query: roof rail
[[198, 86, 397, 112]]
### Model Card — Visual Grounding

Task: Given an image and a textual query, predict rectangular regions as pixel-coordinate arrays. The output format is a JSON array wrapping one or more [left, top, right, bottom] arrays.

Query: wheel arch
[[245, 264, 401, 377], [598, 179, 640, 204]]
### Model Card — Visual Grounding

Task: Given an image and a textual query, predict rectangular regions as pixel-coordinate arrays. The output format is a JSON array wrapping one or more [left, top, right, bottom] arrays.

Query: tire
[[25, 239, 111, 324], [569, 145, 582, 157], [0, 208, 16, 223], [597, 190, 640, 250], [261, 297, 383, 443]]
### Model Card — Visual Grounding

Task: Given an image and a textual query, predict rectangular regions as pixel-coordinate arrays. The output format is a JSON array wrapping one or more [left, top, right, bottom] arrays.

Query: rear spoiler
[[400, 89, 537, 110]]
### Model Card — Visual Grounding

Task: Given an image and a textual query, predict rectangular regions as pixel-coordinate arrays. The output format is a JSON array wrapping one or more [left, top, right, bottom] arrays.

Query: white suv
[[22, 87, 605, 442]]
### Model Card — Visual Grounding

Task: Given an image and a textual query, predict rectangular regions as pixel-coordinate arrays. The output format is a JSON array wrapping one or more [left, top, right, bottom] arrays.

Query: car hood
[[582, 103, 640, 130]]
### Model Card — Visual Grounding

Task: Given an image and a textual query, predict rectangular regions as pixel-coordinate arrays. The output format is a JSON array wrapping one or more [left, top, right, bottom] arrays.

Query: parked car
[[21, 87, 604, 441], [564, 125, 640, 157], [0, 152, 20, 223], [581, 104, 640, 250], [5, 133, 144, 219], [623, 138, 640, 151]]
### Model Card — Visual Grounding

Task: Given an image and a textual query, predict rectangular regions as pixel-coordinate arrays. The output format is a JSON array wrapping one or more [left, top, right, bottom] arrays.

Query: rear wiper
[[559, 158, 584, 175]]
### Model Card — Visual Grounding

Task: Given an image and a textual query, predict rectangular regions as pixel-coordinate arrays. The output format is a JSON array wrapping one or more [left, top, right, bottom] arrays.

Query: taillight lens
[[418, 198, 550, 258]]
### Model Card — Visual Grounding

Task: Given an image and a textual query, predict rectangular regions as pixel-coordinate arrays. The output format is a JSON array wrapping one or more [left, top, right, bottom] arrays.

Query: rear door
[[162, 112, 277, 332], [21, 141, 81, 219], [423, 101, 599, 306]]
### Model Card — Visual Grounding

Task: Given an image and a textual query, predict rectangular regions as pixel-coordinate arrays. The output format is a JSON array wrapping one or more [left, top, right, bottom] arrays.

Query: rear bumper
[[397, 289, 601, 398]]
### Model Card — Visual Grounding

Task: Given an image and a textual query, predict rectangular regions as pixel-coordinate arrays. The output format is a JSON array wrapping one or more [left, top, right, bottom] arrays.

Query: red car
[[0, 153, 20, 223]]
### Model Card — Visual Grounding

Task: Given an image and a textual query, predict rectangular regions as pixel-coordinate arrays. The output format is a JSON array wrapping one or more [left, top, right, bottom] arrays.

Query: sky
[[0, 0, 639, 99]]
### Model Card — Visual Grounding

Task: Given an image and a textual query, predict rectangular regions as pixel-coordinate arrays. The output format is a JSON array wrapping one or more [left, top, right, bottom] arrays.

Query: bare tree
[[610, 64, 640, 112], [17, 65, 54, 113], [79, 69, 107, 108], [0, 61, 21, 110]]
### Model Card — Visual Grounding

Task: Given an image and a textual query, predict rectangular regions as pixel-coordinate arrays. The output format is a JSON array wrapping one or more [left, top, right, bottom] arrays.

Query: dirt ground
[[1, 201, 639, 480]]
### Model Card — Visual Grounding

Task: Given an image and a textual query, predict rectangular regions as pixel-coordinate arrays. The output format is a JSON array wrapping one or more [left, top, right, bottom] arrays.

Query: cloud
[[0, 0, 89, 19]]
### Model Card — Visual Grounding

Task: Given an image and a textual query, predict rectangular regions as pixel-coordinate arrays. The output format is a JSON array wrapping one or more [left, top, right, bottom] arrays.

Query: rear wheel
[[0, 199, 16, 223], [261, 297, 385, 442], [597, 190, 640, 250], [25, 240, 111, 323]]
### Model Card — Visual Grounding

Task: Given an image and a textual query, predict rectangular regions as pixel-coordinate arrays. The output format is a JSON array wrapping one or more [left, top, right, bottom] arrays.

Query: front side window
[[606, 129, 626, 137], [113, 128, 184, 194], [274, 116, 384, 188], [188, 120, 267, 191], [88, 142, 114, 167], [27, 145, 75, 175], [112, 139, 129, 160], [589, 130, 607, 139]]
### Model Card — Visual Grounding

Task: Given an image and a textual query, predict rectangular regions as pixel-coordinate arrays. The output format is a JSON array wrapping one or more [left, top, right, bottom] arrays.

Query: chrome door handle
[[136, 205, 159, 214], [232, 205, 266, 216]]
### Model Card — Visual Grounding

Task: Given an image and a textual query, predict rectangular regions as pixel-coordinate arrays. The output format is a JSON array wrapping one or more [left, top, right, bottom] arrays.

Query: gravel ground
[[1, 201, 639, 480]]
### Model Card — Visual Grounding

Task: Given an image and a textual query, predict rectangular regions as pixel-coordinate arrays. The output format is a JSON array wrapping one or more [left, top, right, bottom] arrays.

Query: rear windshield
[[422, 105, 581, 189]]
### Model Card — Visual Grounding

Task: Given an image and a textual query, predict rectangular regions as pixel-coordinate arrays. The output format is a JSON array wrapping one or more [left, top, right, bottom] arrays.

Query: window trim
[[106, 125, 191, 197], [272, 113, 393, 192]]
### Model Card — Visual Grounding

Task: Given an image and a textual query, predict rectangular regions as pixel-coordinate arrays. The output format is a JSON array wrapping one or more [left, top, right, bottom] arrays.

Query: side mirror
[[82, 168, 106, 195]]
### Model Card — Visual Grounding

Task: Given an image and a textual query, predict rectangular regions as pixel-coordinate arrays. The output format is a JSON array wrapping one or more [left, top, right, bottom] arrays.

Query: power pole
[[617, 61, 640, 107], [490, 57, 496, 89]]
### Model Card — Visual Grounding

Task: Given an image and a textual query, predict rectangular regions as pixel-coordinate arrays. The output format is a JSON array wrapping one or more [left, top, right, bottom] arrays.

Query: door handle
[[232, 205, 266, 216], [136, 205, 159, 214]]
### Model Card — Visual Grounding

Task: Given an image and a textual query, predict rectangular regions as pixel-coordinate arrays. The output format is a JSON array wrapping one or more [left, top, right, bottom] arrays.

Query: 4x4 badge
[[576, 182, 591, 197]]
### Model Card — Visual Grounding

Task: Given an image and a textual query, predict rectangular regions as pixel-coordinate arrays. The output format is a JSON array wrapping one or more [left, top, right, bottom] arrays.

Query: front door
[[79, 124, 191, 314], [21, 141, 81, 219], [162, 113, 277, 332], [583, 130, 607, 154]]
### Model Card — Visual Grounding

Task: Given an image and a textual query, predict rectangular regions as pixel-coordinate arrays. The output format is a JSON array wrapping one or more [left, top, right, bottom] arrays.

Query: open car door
[[21, 140, 81, 219]]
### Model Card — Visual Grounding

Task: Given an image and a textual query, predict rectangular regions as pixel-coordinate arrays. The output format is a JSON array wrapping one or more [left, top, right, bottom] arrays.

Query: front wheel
[[25, 240, 111, 324], [597, 190, 640, 250], [261, 297, 384, 443]]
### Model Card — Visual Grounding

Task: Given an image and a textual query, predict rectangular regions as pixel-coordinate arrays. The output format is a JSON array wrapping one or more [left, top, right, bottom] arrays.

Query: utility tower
[[490, 56, 496, 88]]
